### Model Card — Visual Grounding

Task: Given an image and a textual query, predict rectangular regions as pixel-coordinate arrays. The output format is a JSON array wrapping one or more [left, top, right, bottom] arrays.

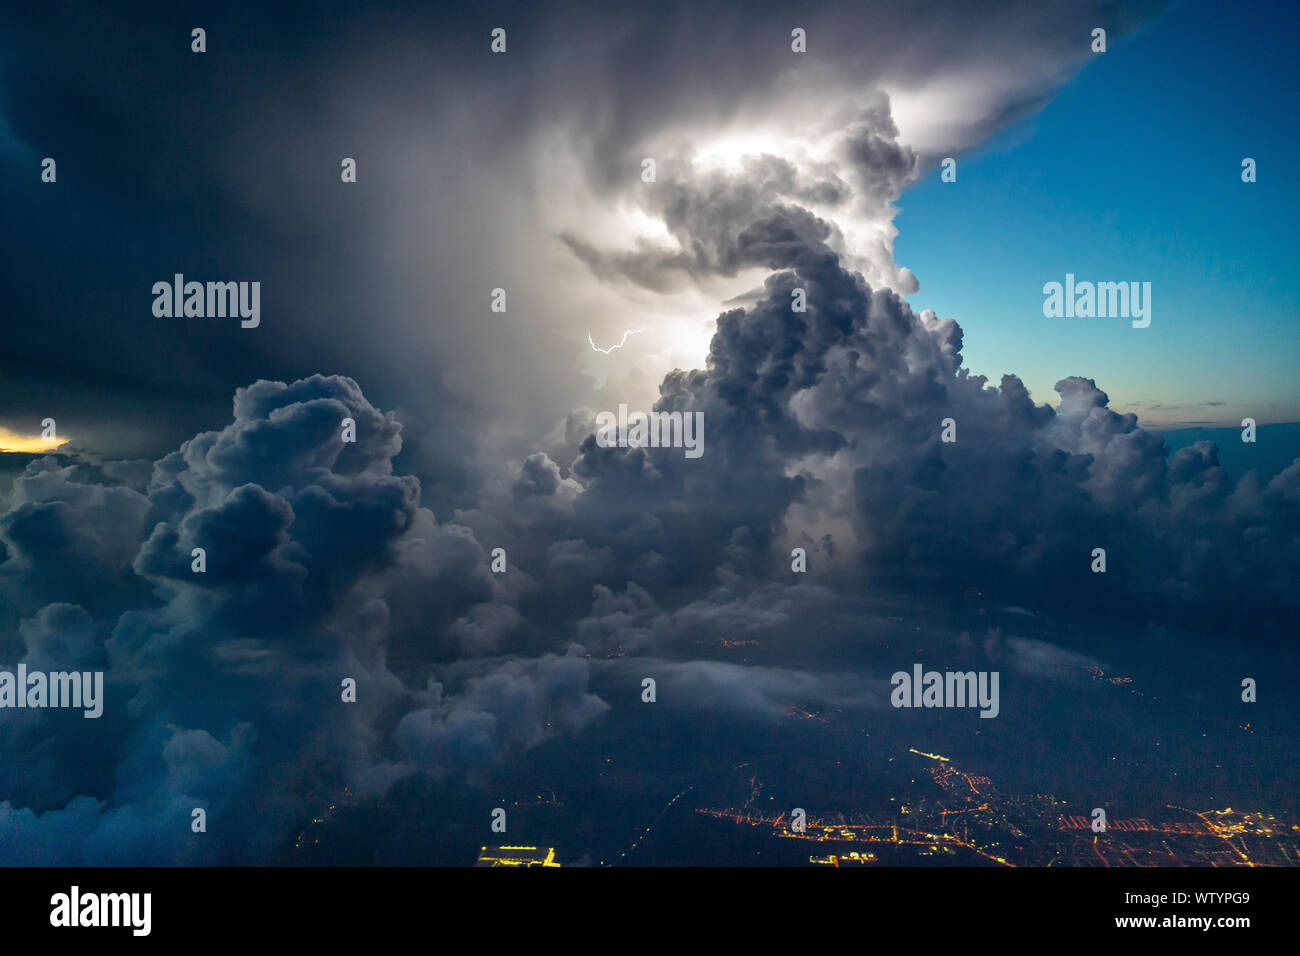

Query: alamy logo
[[50, 886, 151, 936], [1042, 273, 1150, 328], [890, 664, 1000, 718], [0, 665, 102, 718], [152, 274, 260, 328], [595, 404, 704, 459]]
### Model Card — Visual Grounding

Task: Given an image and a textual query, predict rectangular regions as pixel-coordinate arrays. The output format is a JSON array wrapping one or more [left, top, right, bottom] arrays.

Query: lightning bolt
[[588, 328, 645, 354]]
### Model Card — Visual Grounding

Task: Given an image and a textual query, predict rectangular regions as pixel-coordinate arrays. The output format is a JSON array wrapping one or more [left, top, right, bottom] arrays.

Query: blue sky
[[895, 0, 1299, 427]]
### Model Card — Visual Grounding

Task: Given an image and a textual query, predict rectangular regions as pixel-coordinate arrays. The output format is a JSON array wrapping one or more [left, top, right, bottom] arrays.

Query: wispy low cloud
[[603, 658, 885, 719], [982, 632, 1102, 683]]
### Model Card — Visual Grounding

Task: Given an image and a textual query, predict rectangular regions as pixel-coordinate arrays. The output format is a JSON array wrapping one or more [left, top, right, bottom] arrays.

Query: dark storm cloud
[[0, 375, 606, 861], [3, 281, 1291, 860], [2, 0, 1209, 863], [0, 457, 156, 633], [486, 125, 1299, 641], [0, 0, 1168, 479], [393, 647, 609, 781], [835, 95, 920, 212], [559, 154, 857, 292]]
